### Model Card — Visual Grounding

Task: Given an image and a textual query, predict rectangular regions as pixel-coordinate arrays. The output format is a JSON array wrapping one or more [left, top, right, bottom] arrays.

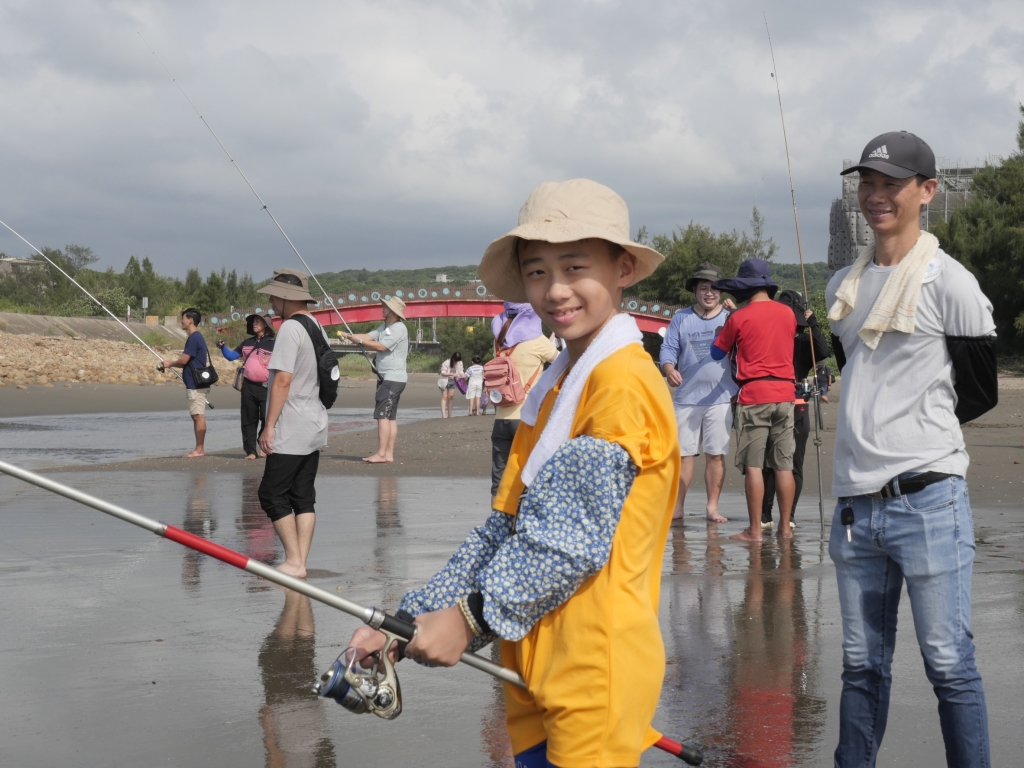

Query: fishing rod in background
[[136, 33, 379, 377], [0, 218, 211, 408], [0, 458, 704, 764], [764, 14, 826, 533]]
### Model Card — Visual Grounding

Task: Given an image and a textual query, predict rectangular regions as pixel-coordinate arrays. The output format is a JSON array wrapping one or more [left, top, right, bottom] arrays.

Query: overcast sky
[[0, 0, 1021, 281]]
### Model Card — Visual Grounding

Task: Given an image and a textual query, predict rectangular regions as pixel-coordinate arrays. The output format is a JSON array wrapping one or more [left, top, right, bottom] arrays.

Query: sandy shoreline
[[4, 374, 1021, 507]]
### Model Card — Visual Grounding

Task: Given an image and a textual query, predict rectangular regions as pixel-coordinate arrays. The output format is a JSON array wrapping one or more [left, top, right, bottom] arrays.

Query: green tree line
[[933, 105, 1024, 354], [0, 249, 262, 318]]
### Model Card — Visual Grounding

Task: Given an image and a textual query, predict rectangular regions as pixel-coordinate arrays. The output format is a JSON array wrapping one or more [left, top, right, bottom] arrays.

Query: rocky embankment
[[0, 332, 237, 388]]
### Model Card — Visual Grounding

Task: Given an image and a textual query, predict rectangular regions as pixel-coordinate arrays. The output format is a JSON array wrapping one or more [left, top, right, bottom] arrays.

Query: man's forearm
[[346, 334, 388, 352]]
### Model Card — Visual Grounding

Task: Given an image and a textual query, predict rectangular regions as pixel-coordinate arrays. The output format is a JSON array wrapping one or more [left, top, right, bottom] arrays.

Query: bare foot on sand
[[182, 449, 205, 458], [276, 562, 307, 579], [362, 454, 388, 463], [730, 528, 763, 542], [706, 511, 729, 523], [245, 454, 257, 460]]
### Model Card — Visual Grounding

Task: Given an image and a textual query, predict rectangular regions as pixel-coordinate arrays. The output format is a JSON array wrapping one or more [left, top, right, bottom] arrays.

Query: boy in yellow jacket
[[350, 179, 679, 768]]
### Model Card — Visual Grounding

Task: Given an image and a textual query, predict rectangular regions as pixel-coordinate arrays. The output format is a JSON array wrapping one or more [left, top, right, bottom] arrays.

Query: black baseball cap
[[840, 131, 936, 180]]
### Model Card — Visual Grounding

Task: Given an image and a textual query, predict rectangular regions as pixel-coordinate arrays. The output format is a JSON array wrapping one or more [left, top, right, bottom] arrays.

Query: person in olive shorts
[[709, 259, 796, 541], [340, 296, 409, 463]]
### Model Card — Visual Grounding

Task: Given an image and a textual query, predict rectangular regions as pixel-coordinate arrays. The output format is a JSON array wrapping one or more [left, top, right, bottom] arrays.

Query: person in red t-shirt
[[709, 259, 797, 541]]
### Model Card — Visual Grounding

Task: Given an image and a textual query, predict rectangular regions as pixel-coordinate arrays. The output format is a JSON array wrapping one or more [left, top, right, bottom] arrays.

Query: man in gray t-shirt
[[825, 132, 997, 767], [340, 296, 409, 463], [255, 268, 329, 580]]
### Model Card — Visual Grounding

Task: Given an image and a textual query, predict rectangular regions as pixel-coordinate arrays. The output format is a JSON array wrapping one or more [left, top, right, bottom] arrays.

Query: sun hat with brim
[[257, 268, 315, 303], [712, 258, 779, 300], [478, 179, 665, 303], [382, 295, 406, 320], [245, 313, 276, 336], [686, 262, 724, 294], [776, 289, 808, 327]]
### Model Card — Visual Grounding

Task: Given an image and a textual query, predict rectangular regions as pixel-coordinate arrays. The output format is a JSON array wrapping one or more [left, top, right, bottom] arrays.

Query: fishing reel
[[795, 379, 815, 400], [314, 640, 403, 720]]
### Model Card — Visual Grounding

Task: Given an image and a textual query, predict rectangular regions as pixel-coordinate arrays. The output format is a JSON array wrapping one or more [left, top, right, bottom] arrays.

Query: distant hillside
[[316, 265, 479, 294], [770, 262, 831, 297]]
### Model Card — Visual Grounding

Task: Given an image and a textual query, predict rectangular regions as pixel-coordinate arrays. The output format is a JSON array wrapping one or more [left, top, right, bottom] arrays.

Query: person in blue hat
[[708, 258, 796, 541]]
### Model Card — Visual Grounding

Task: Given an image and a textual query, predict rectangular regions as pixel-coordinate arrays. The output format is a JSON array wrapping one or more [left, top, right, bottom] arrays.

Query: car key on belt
[[841, 507, 855, 542]]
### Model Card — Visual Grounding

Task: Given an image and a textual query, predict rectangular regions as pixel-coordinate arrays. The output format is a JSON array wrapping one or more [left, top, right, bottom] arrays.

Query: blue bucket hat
[[712, 258, 779, 300]]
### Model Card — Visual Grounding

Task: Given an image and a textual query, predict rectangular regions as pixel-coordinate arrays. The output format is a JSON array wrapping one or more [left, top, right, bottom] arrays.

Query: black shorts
[[375, 380, 406, 421], [491, 418, 520, 496], [258, 451, 320, 522]]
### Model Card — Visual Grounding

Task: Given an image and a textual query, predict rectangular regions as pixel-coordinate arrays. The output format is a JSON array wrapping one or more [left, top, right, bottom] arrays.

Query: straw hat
[[257, 268, 315, 303], [478, 179, 665, 302], [382, 295, 406, 320]]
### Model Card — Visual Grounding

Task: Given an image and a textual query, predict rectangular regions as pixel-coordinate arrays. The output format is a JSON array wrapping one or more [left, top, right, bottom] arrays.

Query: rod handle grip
[[378, 612, 417, 642]]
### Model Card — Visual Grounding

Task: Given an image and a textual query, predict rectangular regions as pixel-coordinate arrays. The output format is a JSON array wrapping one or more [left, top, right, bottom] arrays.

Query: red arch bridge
[[211, 284, 682, 337]]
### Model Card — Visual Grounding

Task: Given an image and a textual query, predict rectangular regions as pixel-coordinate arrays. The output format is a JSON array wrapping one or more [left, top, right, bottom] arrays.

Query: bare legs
[[673, 454, 728, 522], [363, 419, 398, 463], [731, 466, 794, 541], [673, 455, 695, 520], [273, 512, 315, 578], [440, 389, 454, 418], [704, 454, 728, 522], [184, 413, 206, 458]]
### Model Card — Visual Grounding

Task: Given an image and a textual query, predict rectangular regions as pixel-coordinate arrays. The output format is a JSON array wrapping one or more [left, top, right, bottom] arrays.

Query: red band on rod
[[163, 525, 250, 570], [655, 736, 682, 756]]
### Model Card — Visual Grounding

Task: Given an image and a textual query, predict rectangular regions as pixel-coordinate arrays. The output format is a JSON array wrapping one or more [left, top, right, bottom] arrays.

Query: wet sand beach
[[1, 376, 1022, 766]]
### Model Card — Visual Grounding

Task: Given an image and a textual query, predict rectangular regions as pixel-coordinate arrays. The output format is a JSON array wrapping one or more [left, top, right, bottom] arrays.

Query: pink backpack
[[483, 319, 541, 407]]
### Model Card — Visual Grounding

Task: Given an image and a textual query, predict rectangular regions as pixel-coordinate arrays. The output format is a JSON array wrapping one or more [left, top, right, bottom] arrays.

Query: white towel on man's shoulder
[[827, 231, 939, 350], [519, 313, 643, 487]]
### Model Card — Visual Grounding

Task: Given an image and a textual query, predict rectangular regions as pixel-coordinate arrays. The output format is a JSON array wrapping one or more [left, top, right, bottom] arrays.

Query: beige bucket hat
[[478, 179, 665, 302], [382, 295, 407, 320], [257, 268, 315, 303]]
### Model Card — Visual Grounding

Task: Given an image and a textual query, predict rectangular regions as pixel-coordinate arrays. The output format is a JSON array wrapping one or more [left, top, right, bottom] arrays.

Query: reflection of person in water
[[727, 542, 823, 767], [182, 474, 215, 591], [238, 475, 279, 566], [258, 590, 336, 768]]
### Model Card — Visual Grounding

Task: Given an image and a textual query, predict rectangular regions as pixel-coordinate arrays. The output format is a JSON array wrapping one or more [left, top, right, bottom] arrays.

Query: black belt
[[867, 472, 952, 499]]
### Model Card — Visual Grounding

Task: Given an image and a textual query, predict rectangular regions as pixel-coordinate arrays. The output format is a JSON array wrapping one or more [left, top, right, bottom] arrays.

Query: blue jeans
[[514, 741, 554, 768], [828, 475, 990, 767]]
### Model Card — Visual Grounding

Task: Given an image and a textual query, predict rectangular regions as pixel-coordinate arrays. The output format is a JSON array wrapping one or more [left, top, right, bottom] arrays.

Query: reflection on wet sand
[[259, 589, 337, 768], [665, 528, 826, 767], [181, 473, 215, 592]]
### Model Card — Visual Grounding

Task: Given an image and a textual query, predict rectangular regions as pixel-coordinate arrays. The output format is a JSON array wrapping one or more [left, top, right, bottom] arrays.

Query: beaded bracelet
[[456, 596, 482, 636]]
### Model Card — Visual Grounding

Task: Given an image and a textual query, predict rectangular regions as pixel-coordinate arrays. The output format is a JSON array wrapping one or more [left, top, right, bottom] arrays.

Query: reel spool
[[314, 641, 403, 720]]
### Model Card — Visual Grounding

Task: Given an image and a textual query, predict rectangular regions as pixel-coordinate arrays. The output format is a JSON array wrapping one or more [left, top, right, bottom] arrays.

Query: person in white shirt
[[465, 355, 485, 415], [826, 131, 997, 768]]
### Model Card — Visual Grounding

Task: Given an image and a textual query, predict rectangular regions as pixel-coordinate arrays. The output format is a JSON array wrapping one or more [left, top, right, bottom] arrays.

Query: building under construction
[[827, 160, 990, 273]]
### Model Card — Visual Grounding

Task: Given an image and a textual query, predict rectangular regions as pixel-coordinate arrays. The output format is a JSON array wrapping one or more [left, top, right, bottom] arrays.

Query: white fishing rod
[[0, 218, 210, 402], [764, 14, 826, 533], [137, 33, 378, 376]]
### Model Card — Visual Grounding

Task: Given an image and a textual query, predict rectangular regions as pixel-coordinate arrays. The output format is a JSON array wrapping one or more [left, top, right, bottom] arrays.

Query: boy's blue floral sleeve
[[396, 435, 635, 652], [397, 509, 514, 652], [478, 435, 636, 641]]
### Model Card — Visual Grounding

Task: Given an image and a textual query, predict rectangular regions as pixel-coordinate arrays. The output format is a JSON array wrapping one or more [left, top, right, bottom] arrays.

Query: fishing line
[[137, 33, 378, 375], [0, 218, 213, 404], [763, 13, 826, 532]]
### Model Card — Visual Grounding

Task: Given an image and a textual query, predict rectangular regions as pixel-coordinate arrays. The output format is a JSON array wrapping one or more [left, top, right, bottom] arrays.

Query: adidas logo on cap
[[867, 145, 889, 160]]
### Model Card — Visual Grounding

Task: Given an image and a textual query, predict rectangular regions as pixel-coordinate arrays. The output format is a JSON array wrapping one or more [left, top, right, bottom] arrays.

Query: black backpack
[[291, 314, 340, 409]]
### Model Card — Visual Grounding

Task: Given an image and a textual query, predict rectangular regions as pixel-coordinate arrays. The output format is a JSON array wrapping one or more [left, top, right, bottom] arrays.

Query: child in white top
[[465, 356, 484, 415]]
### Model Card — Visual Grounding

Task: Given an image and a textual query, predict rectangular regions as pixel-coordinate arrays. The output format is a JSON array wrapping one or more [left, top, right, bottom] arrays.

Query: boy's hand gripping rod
[[0, 459, 702, 764]]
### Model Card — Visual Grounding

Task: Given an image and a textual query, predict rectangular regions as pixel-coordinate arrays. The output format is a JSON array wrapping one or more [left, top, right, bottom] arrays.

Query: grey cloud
[[0, 0, 1020, 283]]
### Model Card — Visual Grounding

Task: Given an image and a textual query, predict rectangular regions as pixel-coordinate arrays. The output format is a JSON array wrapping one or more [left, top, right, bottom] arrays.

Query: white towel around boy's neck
[[827, 231, 939, 350], [519, 313, 643, 487]]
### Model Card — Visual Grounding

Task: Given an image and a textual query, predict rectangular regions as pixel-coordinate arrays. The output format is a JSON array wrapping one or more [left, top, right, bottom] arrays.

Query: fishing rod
[[0, 218, 212, 406], [764, 13, 826, 533], [0, 458, 703, 764], [137, 33, 378, 376]]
